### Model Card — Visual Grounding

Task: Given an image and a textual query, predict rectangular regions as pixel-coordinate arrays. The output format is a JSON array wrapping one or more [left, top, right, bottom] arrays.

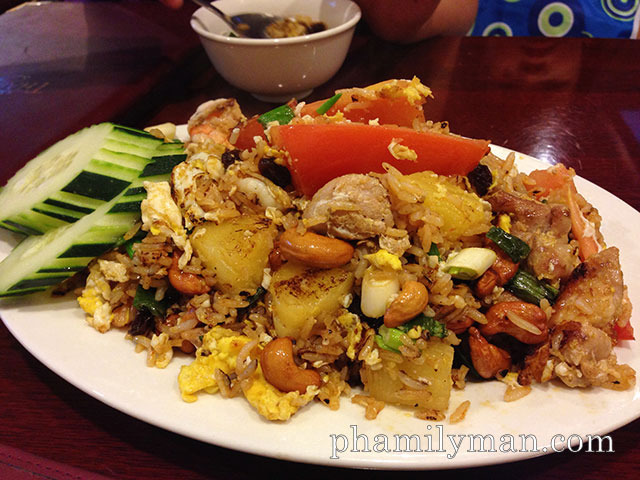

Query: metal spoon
[[190, 0, 284, 38]]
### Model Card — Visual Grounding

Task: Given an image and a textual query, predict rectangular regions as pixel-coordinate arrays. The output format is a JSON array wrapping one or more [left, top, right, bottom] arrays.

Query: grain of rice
[[351, 394, 385, 420], [414, 409, 446, 421], [449, 400, 471, 424]]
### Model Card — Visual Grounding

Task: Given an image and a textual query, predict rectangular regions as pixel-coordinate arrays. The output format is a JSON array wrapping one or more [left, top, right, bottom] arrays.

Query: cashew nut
[[445, 314, 474, 335], [480, 301, 548, 344], [384, 281, 429, 328], [475, 269, 499, 297], [168, 253, 210, 295], [468, 326, 512, 379], [260, 337, 322, 394], [278, 229, 354, 269], [475, 248, 519, 297]]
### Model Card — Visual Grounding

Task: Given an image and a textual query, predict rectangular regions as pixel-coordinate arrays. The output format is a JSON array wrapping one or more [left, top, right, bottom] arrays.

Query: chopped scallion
[[257, 104, 295, 128], [375, 315, 447, 352], [486, 226, 531, 262], [444, 247, 497, 280], [406, 314, 448, 339], [428, 242, 441, 260], [315, 93, 342, 115], [375, 325, 405, 352], [506, 269, 558, 305], [133, 285, 169, 317]]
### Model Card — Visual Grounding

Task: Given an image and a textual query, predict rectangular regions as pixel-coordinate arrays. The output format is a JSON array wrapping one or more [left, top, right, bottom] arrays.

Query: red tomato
[[615, 320, 635, 341], [526, 164, 573, 199], [300, 96, 424, 127], [233, 116, 266, 151], [270, 123, 490, 196]]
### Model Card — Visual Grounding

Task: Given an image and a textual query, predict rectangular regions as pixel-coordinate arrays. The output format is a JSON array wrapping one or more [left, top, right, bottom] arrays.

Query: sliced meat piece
[[527, 232, 578, 283], [487, 190, 554, 234], [487, 190, 577, 283], [518, 343, 550, 386], [549, 321, 635, 390], [550, 247, 627, 333], [303, 174, 394, 240]]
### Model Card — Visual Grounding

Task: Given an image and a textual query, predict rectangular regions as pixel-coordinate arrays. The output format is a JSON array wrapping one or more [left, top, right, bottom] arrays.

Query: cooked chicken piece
[[187, 98, 245, 146], [548, 321, 635, 390], [549, 247, 628, 333], [488, 190, 553, 232], [303, 174, 394, 240], [487, 190, 578, 282], [520, 248, 636, 390]]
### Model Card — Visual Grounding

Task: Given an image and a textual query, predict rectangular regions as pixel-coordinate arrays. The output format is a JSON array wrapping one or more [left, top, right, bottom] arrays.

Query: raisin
[[468, 164, 493, 197], [221, 149, 242, 168], [258, 157, 291, 188]]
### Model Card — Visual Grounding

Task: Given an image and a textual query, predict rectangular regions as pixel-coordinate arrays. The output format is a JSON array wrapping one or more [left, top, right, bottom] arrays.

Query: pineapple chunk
[[362, 338, 454, 411], [408, 171, 491, 242], [190, 215, 277, 294], [269, 261, 354, 338]]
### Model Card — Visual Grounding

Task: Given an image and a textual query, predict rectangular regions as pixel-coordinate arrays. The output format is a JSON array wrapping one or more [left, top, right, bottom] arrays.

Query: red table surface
[[1, 1, 639, 478]]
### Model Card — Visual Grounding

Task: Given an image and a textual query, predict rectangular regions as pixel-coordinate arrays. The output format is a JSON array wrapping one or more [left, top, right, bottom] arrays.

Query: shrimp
[[187, 98, 246, 146]]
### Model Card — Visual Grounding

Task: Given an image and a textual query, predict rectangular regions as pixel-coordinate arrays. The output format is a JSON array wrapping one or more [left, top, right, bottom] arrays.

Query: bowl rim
[[190, 0, 362, 45]]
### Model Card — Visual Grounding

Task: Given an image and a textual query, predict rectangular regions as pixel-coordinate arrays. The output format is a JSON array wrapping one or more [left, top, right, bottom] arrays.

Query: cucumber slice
[[0, 123, 164, 235], [0, 139, 186, 297], [0, 201, 131, 296], [108, 142, 186, 214]]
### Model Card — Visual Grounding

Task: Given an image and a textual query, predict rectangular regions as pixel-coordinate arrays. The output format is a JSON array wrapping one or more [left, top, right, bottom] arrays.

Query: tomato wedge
[[300, 96, 424, 127], [233, 115, 266, 150], [270, 123, 490, 196]]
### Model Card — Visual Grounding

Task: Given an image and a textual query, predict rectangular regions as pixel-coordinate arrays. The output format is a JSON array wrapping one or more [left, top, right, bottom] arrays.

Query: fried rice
[[76, 78, 636, 422]]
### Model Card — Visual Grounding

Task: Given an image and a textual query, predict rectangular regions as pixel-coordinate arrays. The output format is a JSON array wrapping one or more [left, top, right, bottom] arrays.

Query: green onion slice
[[133, 285, 169, 317], [258, 104, 295, 128], [315, 93, 342, 115], [486, 226, 531, 262], [375, 315, 447, 352], [428, 242, 441, 260], [506, 269, 558, 305]]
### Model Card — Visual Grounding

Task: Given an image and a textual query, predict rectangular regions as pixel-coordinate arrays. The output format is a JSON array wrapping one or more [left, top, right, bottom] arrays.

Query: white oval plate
[[1, 143, 639, 470]]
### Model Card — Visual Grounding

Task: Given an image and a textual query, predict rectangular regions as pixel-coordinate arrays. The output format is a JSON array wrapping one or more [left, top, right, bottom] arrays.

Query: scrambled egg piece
[[364, 249, 403, 271], [371, 76, 433, 106], [141, 181, 192, 268], [337, 312, 362, 360], [77, 262, 113, 333], [178, 327, 252, 402], [98, 259, 128, 282], [150, 333, 174, 369], [242, 366, 318, 421], [171, 150, 226, 229], [498, 214, 511, 233], [387, 138, 418, 162], [178, 326, 318, 421]]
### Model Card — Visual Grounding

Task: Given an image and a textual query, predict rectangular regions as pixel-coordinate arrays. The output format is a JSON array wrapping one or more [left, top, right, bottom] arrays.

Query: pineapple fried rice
[[77, 78, 635, 421]]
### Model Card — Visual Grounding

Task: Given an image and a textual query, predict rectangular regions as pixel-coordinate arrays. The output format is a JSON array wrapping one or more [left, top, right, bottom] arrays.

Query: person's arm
[[355, 0, 478, 43]]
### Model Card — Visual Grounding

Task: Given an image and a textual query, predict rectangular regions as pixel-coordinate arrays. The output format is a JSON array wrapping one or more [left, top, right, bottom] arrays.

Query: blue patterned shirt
[[470, 0, 640, 38]]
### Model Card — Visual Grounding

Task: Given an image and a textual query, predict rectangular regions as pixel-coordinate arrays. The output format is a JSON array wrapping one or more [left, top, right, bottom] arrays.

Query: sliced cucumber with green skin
[[108, 142, 186, 214], [0, 201, 134, 296], [0, 123, 164, 236], [0, 139, 185, 297]]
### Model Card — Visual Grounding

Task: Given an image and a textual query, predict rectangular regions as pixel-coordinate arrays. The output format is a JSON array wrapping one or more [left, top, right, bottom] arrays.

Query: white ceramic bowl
[[190, 0, 361, 102]]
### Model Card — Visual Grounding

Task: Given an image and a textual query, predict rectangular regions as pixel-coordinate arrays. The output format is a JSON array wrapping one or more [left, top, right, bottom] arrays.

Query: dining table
[[1, 1, 639, 479]]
